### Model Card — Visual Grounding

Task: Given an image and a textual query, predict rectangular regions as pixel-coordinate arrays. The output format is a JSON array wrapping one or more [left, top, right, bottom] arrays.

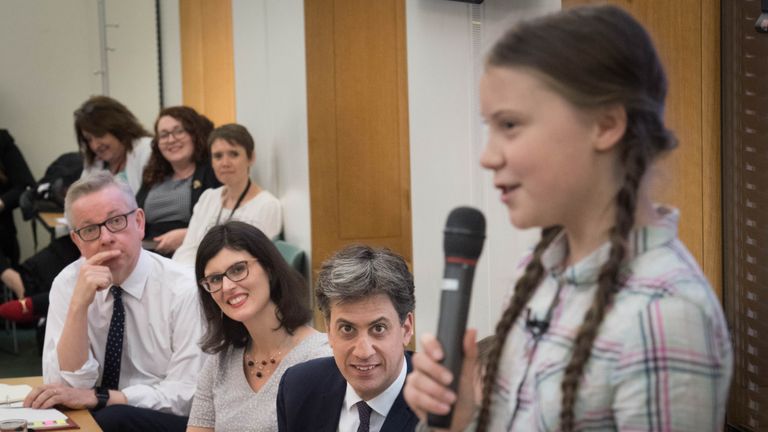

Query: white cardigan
[[172, 186, 282, 265], [81, 136, 152, 194]]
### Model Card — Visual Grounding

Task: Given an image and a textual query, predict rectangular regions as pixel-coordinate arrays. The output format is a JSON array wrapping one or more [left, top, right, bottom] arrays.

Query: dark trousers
[[91, 405, 188, 432], [0, 233, 20, 274], [20, 235, 80, 314]]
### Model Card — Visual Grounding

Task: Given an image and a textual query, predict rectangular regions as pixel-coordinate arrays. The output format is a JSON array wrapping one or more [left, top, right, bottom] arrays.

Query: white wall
[[0, 0, 99, 180], [159, 0, 183, 107], [231, 0, 312, 257], [103, 0, 161, 128], [0, 0, 160, 260], [407, 0, 560, 340]]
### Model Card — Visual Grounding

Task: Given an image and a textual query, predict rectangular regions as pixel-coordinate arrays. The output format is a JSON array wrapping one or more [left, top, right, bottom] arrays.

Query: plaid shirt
[[483, 206, 733, 431]]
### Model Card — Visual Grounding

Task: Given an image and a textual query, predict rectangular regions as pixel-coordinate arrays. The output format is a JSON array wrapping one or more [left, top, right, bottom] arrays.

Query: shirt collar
[[540, 205, 679, 288], [100, 249, 150, 300], [343, 354, 408, 418]]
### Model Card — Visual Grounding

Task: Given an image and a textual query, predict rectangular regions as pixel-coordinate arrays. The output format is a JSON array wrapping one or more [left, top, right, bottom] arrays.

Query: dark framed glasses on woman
[[199, 259, 258, 293], [157, 127, 188, 143]]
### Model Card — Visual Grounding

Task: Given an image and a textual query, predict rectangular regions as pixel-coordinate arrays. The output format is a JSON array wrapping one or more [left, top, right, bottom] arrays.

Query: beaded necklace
[[243, 333, 296, 379], [244, 349, 282, 379]]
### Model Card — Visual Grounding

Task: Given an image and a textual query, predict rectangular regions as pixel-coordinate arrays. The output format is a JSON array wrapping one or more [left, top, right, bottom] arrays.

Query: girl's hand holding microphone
[[404, 329, 479, 432]]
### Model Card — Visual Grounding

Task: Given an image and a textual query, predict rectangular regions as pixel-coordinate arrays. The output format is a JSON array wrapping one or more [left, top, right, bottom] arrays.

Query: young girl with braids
[[404, 5, 732, 432]]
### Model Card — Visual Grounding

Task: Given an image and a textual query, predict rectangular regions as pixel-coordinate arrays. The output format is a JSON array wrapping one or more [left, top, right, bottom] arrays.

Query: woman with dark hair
[[0, 129, 35, 300], [187, 221, 328, 432], [75, 95, 152, 193], [173, 124, 281, 265], [404, 6, 732, 432], [136, 106, 220, 255]]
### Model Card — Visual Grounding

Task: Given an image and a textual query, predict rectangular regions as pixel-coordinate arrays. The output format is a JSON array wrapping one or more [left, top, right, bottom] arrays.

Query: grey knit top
[[187, 332, 331, 431], [143, 176, 192, 224]]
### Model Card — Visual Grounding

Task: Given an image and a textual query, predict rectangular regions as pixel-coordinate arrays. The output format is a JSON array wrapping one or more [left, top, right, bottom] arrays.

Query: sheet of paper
[[0, 407, 68, 422], [0, 384, 31, 404]]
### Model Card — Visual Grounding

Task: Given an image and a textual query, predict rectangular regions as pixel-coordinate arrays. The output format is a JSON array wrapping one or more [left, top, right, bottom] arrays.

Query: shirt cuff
[[55, 357, 100, 388], [120, 384, 149, 409], [121, 384, 191, 416]]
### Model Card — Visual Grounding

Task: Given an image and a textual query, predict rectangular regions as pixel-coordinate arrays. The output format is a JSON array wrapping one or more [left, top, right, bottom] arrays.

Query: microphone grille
[[444, 207, 486, 259]]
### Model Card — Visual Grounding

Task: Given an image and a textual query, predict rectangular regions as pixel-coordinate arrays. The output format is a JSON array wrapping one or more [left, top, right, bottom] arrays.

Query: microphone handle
[[427, 262, 476, 429]]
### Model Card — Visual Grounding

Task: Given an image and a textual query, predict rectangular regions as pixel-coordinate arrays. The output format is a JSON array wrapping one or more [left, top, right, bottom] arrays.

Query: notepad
[[0, 384, 31, 405], [0, 407, 77, 430], [0, 387, 79, 430]]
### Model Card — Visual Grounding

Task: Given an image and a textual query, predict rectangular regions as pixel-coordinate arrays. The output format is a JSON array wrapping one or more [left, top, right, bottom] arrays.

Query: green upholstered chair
[[273, 239, 307, 278]]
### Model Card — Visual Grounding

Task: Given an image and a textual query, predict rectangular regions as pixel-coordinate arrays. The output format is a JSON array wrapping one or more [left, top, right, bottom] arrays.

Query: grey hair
[[64, 170, 137, 226], [316, 245, 415, 323]]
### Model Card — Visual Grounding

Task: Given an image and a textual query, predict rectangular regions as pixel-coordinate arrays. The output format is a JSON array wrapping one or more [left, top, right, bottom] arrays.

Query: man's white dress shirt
[[42, 249, 205, 416], [337, 355, 407, 432]]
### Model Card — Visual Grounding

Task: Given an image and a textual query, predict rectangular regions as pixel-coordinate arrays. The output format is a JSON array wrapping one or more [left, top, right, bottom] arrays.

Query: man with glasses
[[26, 171, 205, 432]]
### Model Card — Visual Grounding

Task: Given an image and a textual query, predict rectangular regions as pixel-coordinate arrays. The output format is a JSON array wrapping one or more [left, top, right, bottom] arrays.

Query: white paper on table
[[0, 384, 32, 404], [0, 407, 68, 422]]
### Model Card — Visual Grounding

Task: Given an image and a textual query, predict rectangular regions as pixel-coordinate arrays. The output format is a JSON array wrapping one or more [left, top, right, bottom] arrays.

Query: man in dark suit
[[277, 245, 418, 432]]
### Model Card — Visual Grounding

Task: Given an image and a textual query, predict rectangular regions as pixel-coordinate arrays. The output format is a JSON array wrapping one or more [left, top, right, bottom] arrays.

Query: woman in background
[[136, 106, 220, 255], [404, 6, 732, 431], [187, 221, 329, 431], [173, 124, 281, 265], [75, 95, 152, 193], [0, 129, 35, 301]]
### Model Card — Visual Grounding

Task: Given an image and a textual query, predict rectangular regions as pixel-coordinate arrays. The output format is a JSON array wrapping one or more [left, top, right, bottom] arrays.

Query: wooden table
[[36, 212, 66, 242], [0, 376, 101, 431]]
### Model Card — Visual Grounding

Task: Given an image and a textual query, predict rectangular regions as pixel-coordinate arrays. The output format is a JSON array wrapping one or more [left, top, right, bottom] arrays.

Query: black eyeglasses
[[199, 259, 258, 293], [157, 127, 188, 143], [73, 209, 138, 242]]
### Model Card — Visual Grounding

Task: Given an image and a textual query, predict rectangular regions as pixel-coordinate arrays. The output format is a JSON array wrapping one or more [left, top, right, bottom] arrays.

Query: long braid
[[476, 226, 562, 432], [559, 124, 654, 431]]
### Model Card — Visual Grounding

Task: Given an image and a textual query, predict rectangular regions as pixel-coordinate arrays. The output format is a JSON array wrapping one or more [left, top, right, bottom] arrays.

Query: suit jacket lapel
[[380, 392, 419, 432], [380, 351, 418, 431], [313, 363, 347, 432]]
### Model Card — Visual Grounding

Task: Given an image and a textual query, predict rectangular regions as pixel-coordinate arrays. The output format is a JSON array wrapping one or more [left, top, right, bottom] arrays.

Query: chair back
[[274, 239, 307, 278]]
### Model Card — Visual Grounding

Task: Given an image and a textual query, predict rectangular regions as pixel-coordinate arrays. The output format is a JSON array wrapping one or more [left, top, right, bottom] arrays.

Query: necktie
[[356, 401, 372, 432], [101, 286, 125, 390]]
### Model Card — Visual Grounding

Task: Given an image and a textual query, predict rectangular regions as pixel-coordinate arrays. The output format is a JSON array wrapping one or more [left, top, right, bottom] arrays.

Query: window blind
[[723, 1, 768, 430]]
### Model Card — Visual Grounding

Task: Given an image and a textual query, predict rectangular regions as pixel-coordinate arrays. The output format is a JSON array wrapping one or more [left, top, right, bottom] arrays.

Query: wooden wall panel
[[179, 0, 236, 125], [335, 0, 404, 239], [562, 0, 722, 297], [305, 0, 412, 290]]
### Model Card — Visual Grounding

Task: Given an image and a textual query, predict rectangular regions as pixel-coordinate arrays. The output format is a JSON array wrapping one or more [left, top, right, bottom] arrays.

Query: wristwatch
[[94, 386, 109, 410]]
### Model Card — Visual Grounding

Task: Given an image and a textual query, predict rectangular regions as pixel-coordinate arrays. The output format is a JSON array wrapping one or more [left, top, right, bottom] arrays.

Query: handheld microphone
[[427, 207, 486, 429]]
